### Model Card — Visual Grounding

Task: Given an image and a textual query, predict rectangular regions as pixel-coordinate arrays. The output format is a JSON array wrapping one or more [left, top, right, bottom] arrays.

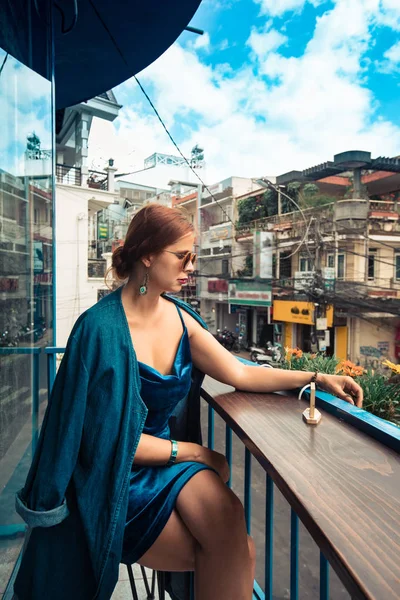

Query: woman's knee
[[176, 470, 247, 544], [247, 535, 256, 565]]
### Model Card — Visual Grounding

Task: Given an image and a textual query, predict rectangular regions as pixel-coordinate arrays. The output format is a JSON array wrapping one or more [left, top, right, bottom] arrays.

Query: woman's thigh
[[137, 469, 247, 571], [175, 469, 247, 549], [137, 507, 197, 572]]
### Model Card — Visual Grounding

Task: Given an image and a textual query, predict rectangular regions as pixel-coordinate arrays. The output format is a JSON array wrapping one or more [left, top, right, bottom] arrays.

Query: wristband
[[310, 370, 319, 384], [167, 439, 178, 466]]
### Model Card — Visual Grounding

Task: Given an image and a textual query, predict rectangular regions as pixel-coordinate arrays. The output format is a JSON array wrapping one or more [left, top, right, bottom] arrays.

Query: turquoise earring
[[139, 270, 149, 295]]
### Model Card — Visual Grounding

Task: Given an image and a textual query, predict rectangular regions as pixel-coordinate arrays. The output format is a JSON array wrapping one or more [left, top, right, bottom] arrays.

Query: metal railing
[[87, 170, 108, 191], [88, 258, 106, 278], [55, 163, 82, 186]]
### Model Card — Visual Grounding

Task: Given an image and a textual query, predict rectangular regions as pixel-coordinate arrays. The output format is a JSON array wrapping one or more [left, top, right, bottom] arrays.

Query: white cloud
[[377, 40, 400, 73], [247, 26, 288, 59], [88, 0, 400, 184], [254, 0, 324, 17], [192, 32, 211, 50]]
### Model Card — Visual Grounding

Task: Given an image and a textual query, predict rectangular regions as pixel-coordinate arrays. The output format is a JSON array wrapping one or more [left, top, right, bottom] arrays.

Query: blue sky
[[89, 0, 400, 185]]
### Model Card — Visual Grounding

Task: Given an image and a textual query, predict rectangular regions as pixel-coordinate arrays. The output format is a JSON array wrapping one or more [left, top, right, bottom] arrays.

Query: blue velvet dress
[[121, 305, 215, 565]]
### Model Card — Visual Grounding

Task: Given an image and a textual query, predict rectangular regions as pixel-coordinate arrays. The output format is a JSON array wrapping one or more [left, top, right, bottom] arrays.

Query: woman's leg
[[137, 470, 255, 600]]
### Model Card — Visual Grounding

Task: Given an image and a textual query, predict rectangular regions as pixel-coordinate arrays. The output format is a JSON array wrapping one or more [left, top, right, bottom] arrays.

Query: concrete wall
[[352, 316, 400, 366], [55, 184, 118, 346]]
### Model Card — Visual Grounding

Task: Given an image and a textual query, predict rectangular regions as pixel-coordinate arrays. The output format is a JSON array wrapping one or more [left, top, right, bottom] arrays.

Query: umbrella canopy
[[0, 0, 202, 109]]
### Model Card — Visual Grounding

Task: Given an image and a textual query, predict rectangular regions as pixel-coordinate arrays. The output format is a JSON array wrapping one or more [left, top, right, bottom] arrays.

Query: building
[[55, 93, 123, 346], [234, 151, 400, 364], [196, 176, 262, 332]]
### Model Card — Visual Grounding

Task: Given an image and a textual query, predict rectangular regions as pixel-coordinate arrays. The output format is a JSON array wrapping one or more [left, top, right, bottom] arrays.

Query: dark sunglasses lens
[[183, 253, 196, 268]]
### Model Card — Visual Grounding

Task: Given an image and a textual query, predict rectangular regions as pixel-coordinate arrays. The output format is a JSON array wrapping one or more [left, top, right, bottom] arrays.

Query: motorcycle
[[214, 328, 240, 352], [250, 341, 282, 365]]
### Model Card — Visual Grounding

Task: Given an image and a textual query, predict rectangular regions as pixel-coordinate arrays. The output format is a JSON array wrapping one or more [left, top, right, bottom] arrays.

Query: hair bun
[[112, 245, 129, 280]]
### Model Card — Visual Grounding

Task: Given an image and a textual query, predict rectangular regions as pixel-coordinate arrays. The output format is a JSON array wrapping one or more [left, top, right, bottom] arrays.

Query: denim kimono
[[14, 286, 209, 600]]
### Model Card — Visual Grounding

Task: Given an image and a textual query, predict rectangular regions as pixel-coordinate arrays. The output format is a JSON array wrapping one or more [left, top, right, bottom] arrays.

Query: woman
[[15, 204, 362, 600]]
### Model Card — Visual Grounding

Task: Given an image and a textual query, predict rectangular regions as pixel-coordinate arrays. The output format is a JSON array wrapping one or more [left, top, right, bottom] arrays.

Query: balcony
[[55, 164, 109, 191], [235, 204, 334, 240], [56, 163, 82, 186], [2, 346, 399, 599]]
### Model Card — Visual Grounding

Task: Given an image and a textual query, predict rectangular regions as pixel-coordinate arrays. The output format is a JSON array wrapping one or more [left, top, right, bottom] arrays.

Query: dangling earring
[[139, 270, 149, 295]]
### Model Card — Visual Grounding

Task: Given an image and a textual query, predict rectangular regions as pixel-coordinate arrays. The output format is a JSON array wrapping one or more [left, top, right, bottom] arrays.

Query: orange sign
[[273, 300, 333, 326]]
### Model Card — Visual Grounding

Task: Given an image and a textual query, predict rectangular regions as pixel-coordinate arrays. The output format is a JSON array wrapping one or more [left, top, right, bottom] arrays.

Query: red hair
[[110, 203, 194, 280]]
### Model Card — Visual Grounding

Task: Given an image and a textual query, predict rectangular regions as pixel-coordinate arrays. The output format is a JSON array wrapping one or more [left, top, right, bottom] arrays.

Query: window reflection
[[0, 47, 54, 592]]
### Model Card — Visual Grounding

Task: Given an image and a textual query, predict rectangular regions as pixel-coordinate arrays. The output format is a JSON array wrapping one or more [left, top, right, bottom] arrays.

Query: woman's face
[[147, 232, 196, 293]]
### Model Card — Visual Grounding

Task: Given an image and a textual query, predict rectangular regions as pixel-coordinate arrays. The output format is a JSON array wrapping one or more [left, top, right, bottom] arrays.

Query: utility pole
[[313, 218, 329, 352], [196, 182, 202, 315]]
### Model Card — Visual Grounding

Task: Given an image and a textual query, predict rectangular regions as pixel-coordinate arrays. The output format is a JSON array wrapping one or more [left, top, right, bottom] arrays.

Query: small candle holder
[[302, 382, 321, 425]]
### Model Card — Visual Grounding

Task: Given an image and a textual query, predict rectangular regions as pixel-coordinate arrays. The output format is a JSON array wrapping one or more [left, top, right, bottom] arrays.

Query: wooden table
[[201, 378, 400, 600]]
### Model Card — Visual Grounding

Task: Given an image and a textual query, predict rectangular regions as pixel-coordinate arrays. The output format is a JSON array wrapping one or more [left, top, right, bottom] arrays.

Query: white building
[[55, 92, 121, 346]]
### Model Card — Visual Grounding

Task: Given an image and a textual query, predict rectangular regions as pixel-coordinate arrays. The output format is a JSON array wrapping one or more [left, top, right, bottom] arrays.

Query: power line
[[87, 0, 235, 229]]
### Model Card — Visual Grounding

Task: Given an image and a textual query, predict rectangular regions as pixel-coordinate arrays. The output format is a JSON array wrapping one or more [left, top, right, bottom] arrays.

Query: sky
[[86, 1, 400, 188]]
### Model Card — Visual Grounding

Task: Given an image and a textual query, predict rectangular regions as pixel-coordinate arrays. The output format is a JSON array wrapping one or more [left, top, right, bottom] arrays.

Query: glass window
[[0, 39, 54, 591], [299, 256, 312, 272], [279, 251, 292, 279], [368, 250, 376, 280], [395, 254, 400, 282], [337, 254, 345, 279], [327, 254, 335, 268]]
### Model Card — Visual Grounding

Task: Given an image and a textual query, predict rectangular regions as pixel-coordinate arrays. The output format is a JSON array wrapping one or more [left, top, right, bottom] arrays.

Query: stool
[[126, 564, 166, 599]]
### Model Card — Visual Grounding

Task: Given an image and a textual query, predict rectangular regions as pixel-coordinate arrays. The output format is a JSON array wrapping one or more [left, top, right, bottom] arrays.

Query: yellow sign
[[273, 300, 333, 326]]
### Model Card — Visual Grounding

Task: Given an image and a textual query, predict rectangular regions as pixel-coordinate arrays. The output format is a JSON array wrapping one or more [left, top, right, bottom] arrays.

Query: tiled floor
[[112, 564, 172, 599]]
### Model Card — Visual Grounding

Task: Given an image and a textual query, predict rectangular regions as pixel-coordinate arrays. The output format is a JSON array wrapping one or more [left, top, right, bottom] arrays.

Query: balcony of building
[[55, 164, 110, 191], [1, 344, 399, 599]]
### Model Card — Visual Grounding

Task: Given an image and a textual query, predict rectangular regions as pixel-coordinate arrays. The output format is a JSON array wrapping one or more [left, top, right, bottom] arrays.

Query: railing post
[[319, 553, 329, 600], [225, 425, 232, 489], [244, 447, 252, 534], [207, 404, 214, 450], [32, 351, 40, 454], [265, 474, 274, 600], [290, 509, 299, 600]]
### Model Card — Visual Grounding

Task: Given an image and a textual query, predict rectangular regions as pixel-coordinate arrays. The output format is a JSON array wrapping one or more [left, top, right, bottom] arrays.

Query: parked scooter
[[250, 341, 282, 365], [214, 327, 240, 352]]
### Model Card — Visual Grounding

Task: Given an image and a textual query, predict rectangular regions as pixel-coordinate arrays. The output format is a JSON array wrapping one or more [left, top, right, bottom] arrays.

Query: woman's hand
[[316, 373, 363, 408], [198, 447, 230, 483]]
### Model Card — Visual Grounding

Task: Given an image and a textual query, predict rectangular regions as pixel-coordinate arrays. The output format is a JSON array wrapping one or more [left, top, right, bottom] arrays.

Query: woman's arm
[[186, 316, 363, 407], [133, 434, 230, 481], [133, 434, 201, 466]]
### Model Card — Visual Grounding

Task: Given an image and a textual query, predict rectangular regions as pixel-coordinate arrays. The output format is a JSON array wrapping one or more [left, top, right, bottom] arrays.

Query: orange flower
[[286, 347, 303, 359], [336, 360, 365, 378]]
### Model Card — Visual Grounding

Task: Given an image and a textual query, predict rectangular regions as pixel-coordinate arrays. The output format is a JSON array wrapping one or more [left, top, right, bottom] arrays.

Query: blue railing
[[2, 346, 400, 599]]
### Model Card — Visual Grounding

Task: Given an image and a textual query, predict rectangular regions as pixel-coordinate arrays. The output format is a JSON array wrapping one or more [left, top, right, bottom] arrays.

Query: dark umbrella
[[0, 0, 202, 109]]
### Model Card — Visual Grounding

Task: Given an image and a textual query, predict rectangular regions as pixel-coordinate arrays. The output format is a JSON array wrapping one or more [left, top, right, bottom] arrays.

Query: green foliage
[[237, 189, 279, 225], [285, 180, 336, 209], [356, 371, 400, 425], [280, 352, 340, 374], [237, 254, 253, 277], [279, 351, 400, 425]]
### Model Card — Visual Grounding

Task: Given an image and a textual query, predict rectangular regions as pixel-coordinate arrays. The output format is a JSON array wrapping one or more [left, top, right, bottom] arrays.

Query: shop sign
[[316, 317, 327, 330], [228, 280, 272, 306], [34, 241, 44, 273], [273, 300, 333, 326], [377, 341, 389, 354], [294, 271, 314, 291], [0, 278, 19, 292], [294, 269, 335, 292], [98, 223, 109, 240], [209, 223, 232, 242], [360, 346, 381, 358]]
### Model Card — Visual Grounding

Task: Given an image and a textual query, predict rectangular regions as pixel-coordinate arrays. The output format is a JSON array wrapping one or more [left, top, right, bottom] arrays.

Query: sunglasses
[[165, 250, 197, 269]]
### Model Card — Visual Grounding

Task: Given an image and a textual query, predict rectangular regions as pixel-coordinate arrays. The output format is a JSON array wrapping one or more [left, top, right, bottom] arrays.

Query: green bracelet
[[167, 439, 178, 466]]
